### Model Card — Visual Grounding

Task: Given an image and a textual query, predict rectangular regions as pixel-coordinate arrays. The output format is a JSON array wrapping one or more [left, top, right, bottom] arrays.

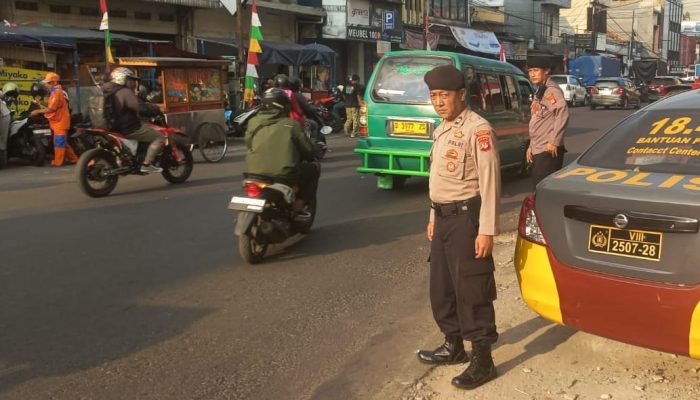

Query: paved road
[[0, 107, 634, 400]]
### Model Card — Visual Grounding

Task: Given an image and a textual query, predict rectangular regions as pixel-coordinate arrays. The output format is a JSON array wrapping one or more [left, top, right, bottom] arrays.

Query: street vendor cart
[[117, 57, 230, 162]]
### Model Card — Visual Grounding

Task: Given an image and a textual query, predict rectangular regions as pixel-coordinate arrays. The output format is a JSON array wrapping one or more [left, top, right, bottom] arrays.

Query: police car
[[514, 89, 700, 359]]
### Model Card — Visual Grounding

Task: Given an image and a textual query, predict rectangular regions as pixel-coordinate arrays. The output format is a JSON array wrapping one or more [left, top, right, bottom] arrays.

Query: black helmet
[[273, 74, 291, 89], [30, 81, 47, 98], [347, 74, 360, 83], [290, 77, 301, 92], [262, 87, 290, 111]]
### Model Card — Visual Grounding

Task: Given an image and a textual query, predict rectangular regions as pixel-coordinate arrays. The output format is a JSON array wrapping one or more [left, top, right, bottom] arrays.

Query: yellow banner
[[0, 66, 49, 113]]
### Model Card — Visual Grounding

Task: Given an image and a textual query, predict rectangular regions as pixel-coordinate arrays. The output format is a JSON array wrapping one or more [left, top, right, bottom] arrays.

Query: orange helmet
[[42, 72, 60, 85]]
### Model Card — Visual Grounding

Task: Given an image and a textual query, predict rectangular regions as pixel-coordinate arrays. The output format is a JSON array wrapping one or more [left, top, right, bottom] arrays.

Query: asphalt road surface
[[0, 107, 638, 400]]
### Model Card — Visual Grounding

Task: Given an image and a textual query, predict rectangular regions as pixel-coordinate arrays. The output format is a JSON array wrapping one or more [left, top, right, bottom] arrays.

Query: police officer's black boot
[[451, 342, 497, 389], [417, 337, 469, 365]]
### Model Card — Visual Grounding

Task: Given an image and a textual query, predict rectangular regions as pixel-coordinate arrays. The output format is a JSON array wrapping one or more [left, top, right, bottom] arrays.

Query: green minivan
[[355, 50, 534, 189]]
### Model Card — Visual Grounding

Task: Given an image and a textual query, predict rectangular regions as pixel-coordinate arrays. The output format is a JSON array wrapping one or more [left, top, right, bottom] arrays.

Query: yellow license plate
[[392, 121, 428, 136], [588, 225, 662, 262]]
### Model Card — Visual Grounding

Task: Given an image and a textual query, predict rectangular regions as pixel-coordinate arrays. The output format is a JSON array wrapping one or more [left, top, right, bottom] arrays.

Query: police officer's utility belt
[[431, 196, 480, 217]]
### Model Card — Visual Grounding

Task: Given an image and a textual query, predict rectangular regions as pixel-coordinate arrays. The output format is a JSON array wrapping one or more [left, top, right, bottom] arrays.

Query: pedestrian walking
[[417, 64, 501, 390], [526, 58, 569, 187], [343, 74, 364, 138], [31, 72, 78, 166]]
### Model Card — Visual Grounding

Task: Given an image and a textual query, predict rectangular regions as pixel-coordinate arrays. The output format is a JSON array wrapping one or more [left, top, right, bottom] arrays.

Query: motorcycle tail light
[[245, 182, 264, 198], [359, 104, 368, 136]]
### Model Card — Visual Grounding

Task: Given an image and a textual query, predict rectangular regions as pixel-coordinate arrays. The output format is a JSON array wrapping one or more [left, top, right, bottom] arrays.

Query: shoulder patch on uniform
[[545, 92, 556, 105], [477, 135, 492, 152], [475, 129, 492, 137]]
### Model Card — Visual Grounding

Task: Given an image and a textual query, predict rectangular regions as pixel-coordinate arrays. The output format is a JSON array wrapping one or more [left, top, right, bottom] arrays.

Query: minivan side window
[[501, 75, 519, 112], [484, 74, 505, 112], [517, 80, 534, 107], [468, 73, 487, 112]]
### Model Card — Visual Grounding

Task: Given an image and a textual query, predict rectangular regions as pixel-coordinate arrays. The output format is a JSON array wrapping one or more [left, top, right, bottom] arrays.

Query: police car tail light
[[244, 182, 264, 198], [590, 87, 598, 95], [617, 87, 624, 95], [518, 195, 546, 245], [359, 104, 368, 136]]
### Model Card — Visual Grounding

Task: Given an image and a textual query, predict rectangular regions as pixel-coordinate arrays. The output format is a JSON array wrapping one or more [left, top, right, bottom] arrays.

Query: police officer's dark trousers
[[430, 198, 498, 346], [531, 146, 566, 188]]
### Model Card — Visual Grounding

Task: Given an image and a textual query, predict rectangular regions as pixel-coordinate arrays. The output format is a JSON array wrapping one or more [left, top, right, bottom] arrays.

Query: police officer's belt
[[431, 197, 479, 217]]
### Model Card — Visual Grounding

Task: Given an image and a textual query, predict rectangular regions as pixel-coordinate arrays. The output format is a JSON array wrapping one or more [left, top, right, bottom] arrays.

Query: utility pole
[[628, 9, 635, 76], [236, 0, 244, 78]]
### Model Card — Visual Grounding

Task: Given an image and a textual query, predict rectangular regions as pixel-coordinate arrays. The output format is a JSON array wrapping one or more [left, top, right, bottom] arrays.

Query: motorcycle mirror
[[320, 126, 333, 135]]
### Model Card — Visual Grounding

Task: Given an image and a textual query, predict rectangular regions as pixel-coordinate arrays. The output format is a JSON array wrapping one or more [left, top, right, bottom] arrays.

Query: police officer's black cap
[[423, 65, 465, 91], [527, 57, 552, 70]]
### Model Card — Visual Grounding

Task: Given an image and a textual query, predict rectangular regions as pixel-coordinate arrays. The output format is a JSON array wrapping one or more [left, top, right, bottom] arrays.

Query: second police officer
[[526, 58, 570, 187], [417, 64, 501, 390]]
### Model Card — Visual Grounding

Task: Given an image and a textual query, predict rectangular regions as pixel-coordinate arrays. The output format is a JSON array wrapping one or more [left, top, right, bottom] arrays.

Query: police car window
[[484, 74, 505, 112], [569, 77, 577, 85], [579, 109, 700, 175], [371, 56, 453, 103]]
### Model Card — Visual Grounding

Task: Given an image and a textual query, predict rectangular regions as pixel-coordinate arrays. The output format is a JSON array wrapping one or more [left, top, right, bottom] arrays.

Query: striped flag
[[99, 0, 114, 64], [244, 1, 263, 104]]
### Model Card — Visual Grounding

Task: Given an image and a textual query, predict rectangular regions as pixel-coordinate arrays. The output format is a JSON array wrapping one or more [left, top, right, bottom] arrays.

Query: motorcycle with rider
[[229, 87, 321, 264], [75, 67, 193, 197]]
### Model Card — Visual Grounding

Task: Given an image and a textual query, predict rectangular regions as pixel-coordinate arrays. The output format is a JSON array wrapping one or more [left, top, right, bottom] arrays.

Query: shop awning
[[0, 25, 168, 48], [196, 38, 335, 66], [256, 1, 325, 18]]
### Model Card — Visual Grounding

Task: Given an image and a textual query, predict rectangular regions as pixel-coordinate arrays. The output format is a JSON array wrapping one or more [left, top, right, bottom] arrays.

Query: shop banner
[[404, 29, 440, 50], [322, 0, 346, 39], [347, 0, 370, 26], [450, 27, 500, 55], [0, 66, 48, 113]]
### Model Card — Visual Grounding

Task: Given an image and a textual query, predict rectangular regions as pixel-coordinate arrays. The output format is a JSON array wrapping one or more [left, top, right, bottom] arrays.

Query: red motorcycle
[[74, 116, 193, 197]]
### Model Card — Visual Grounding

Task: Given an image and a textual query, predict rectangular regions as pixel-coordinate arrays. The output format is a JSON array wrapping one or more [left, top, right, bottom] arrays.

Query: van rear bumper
[[354, 147, 430, 177]]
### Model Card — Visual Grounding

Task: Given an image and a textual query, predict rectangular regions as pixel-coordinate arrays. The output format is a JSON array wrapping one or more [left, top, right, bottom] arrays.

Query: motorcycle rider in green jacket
[[245, 88, 320, 219]]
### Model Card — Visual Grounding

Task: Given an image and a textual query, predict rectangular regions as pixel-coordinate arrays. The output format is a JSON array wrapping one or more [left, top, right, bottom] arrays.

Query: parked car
[[514, 88, 700, 359], [647, 76, 683, 102], [551, 74, 588, 107], [589, 77, 641, 110]]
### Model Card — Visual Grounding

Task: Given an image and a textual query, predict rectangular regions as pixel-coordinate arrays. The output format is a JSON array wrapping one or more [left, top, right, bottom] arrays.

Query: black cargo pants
[[531, 146, 566, 188], [430, 197, 498, 345]]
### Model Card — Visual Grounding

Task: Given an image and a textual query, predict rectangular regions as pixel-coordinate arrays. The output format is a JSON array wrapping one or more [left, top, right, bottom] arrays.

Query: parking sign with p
[[383, 11, 395, 30]]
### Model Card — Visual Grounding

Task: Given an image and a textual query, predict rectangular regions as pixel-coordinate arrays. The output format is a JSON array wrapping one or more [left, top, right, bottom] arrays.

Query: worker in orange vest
[[31, 72, 78, 166]]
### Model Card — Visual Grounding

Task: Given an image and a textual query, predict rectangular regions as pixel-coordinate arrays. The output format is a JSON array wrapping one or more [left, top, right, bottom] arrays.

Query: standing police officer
[[417, 64, 501, 390], [527, 58, 569, 187]]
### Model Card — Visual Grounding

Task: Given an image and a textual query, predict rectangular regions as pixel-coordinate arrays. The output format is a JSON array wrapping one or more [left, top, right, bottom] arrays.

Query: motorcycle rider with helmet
[[102, 67, 164, 173], [245, 87, 320, 219], [1, 82, 20, 112]]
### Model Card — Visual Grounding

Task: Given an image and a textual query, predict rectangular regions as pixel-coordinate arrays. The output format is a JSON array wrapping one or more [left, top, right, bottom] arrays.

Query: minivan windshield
[[579, 109, 700, 175], [371, 56, 453, 104]]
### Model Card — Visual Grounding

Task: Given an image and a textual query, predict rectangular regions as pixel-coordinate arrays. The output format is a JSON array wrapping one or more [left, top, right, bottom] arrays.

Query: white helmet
[[110, 67, 139, 85], [2, 82, 19, 98]]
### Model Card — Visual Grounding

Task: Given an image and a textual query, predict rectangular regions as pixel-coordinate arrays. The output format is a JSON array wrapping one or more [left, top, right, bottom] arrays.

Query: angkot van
[[355, 50, 533, 189]]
